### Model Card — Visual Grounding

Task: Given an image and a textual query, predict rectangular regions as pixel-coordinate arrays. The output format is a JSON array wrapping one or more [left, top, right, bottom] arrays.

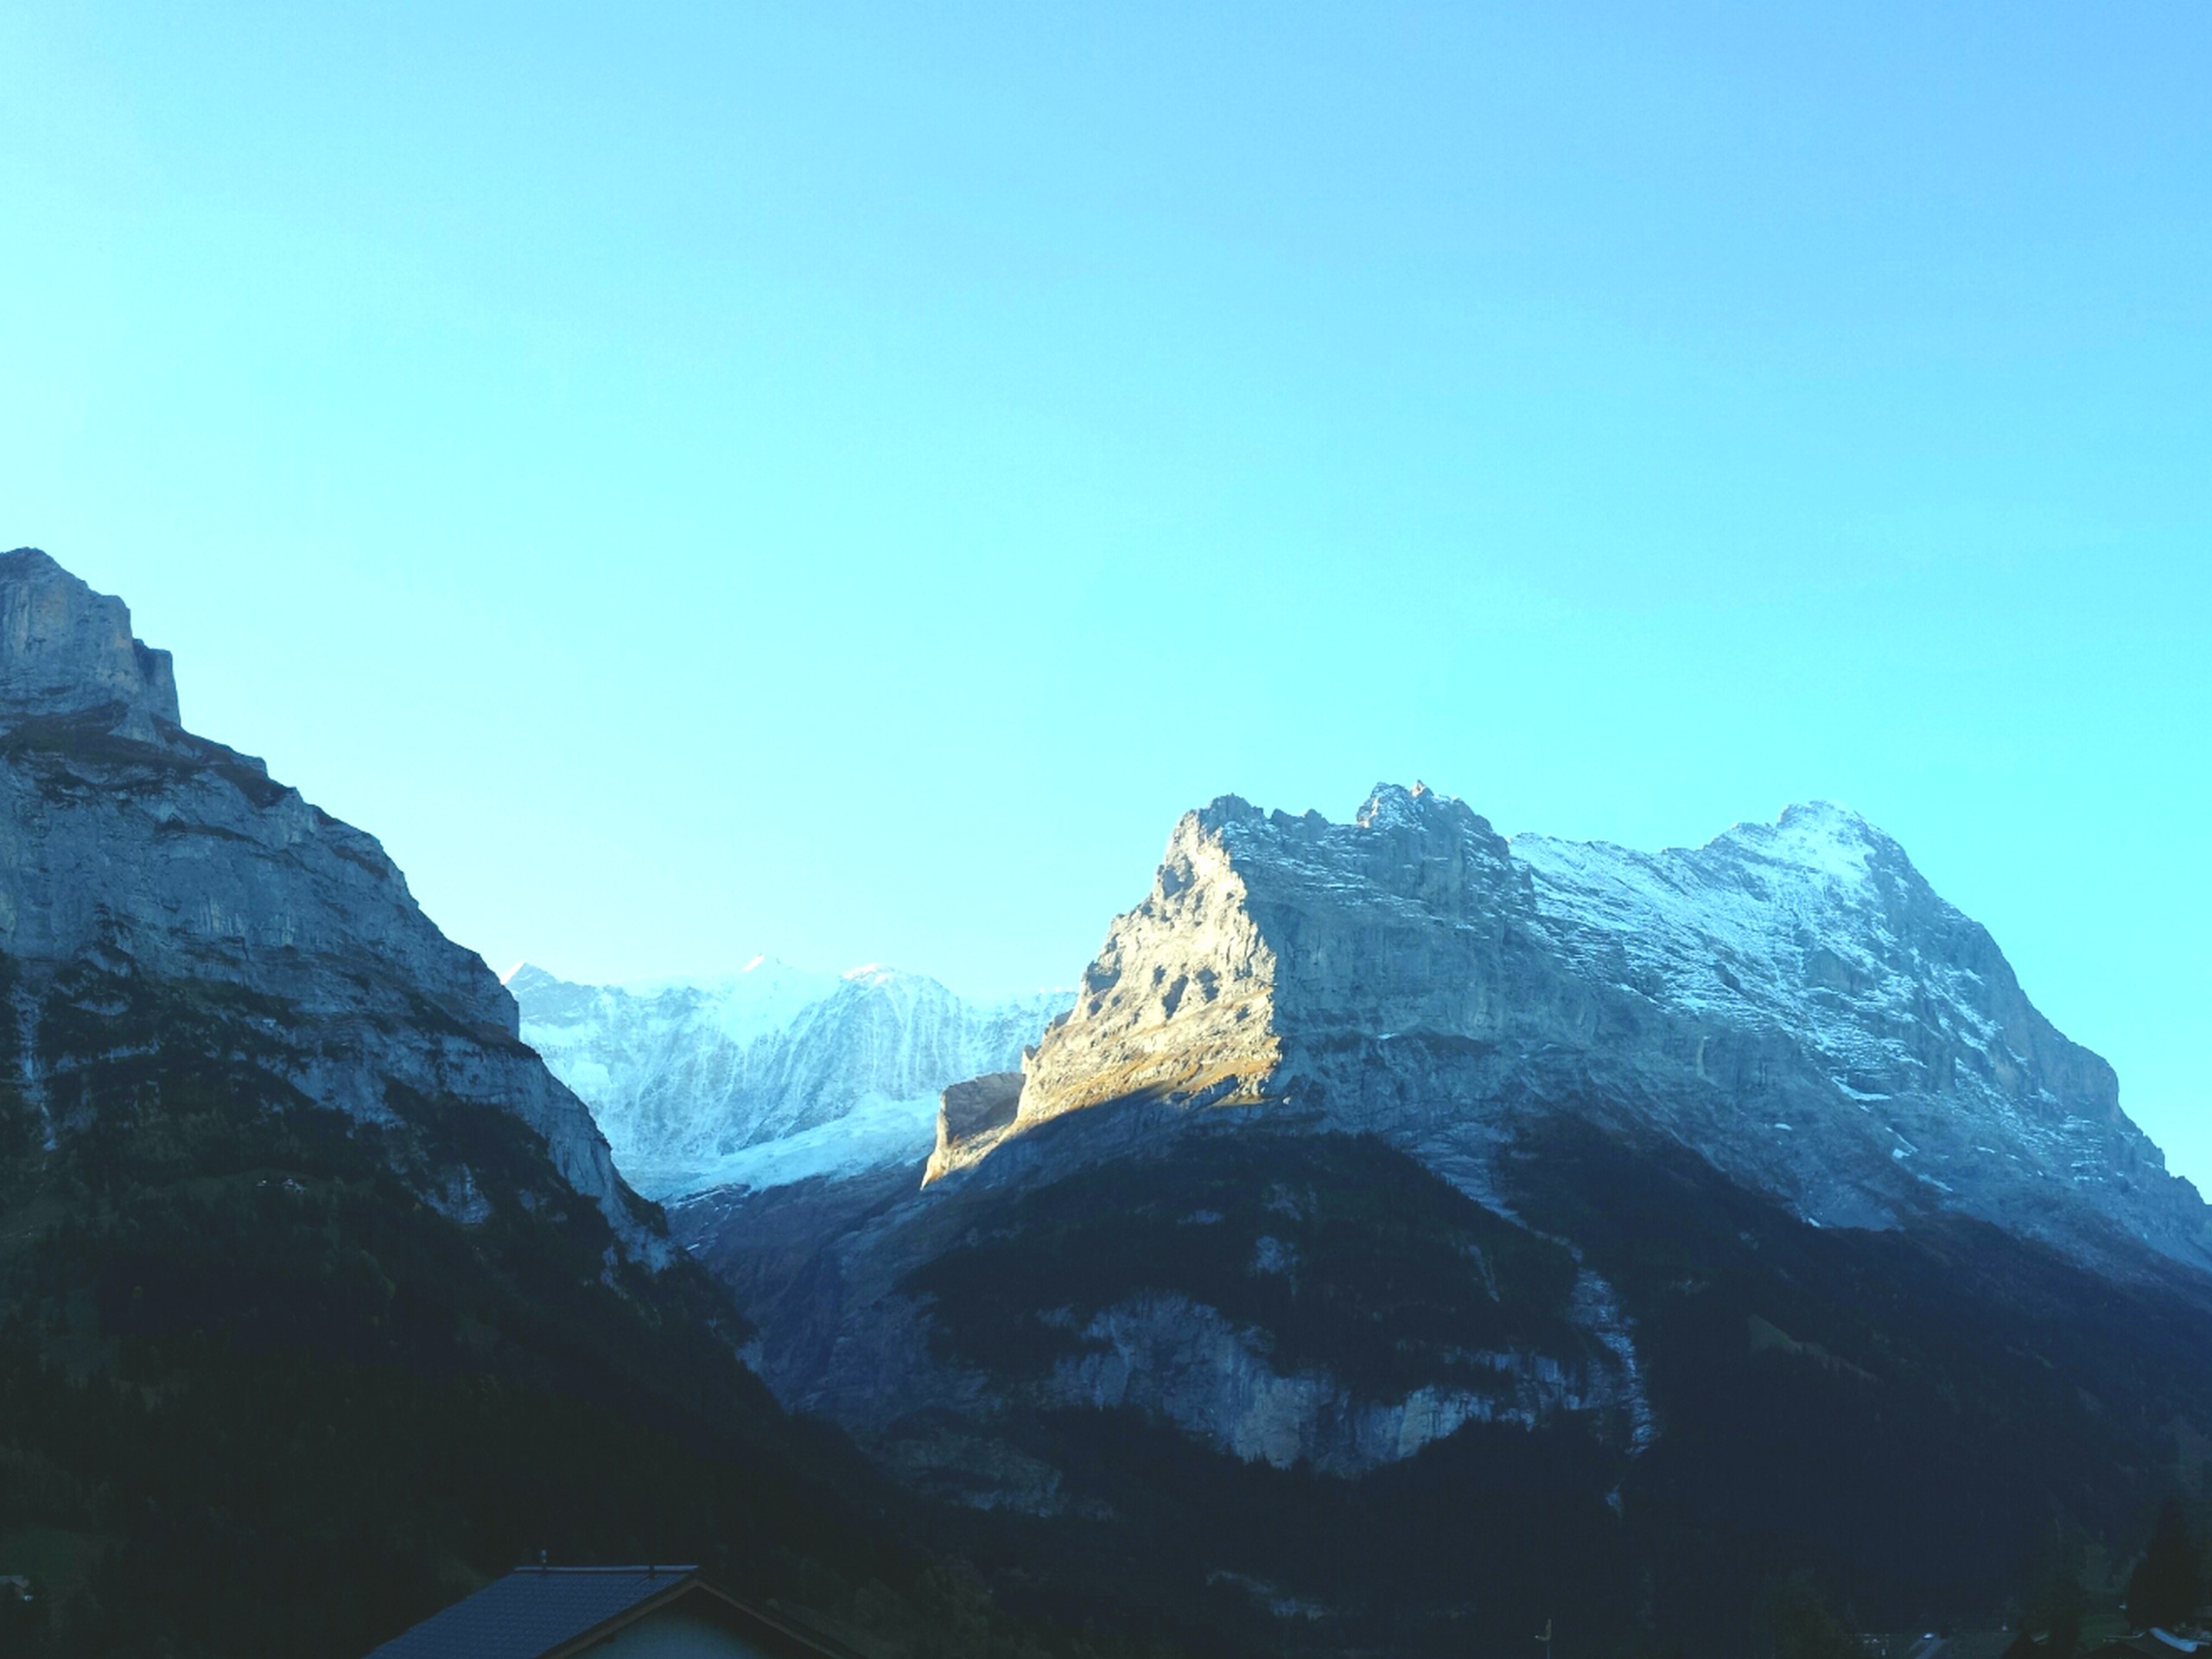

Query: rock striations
[[0, 548, 180, 741], [928, 781, 2204, 1272], [673, 786, 2212, 1656], [0, 550, 655, 1255]]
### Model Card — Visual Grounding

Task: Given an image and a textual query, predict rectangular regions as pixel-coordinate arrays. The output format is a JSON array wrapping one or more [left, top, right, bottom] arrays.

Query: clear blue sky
[[3, 5, 2207, 1181]]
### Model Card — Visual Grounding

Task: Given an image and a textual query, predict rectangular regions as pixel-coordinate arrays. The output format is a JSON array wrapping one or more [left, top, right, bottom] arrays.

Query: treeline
[[1751, 1494, 2212, 1659], [0, 969, 1177, 1659]]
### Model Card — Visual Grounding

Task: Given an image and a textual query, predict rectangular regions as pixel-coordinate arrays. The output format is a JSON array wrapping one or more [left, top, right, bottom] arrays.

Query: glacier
[[510, 958, 1068, 1198]]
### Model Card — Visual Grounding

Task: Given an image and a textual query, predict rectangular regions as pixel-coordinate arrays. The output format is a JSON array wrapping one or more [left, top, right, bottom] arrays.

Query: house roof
[[2084, 1638, 2207, 1659], [365, 1565, 838, 1659]]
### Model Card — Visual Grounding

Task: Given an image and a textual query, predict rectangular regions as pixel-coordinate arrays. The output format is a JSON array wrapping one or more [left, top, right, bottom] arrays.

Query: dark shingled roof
[[366, 1567, 702, 1659]]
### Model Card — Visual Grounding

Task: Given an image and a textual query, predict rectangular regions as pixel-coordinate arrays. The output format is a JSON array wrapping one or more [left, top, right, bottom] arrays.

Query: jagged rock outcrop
[[680, 789, 2212, 1657], [932, 782, 2206, 1272], [926, 1071, 1023, 1182], [1039, 1291, 1611, 1474], [512, 961, 1065, 1197], [0, 549, 180, 742], [699, 777, 2207, 1508], [0, 550, 656, 1255]]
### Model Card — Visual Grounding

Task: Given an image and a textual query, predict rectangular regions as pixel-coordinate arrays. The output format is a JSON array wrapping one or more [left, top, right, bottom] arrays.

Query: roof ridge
[[367, 1563, 853, 1659]]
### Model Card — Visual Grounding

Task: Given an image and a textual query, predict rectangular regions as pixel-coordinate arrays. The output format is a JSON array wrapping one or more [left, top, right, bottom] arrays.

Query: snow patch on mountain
[[1506, 801, 2120, 1191], [512, 960, 1068, 1198], [934, 782, 2209, 1272]]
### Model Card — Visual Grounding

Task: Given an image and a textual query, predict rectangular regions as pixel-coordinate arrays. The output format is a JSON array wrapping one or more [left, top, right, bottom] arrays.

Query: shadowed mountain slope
[[0, 552, 1154, 1659], [684, 785, 2212, 1659]]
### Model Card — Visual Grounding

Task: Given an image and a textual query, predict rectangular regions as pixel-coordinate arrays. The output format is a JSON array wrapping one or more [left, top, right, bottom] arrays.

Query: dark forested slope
[[691, 1106, 2212, 1659], [0, 552, 1160, 1659]]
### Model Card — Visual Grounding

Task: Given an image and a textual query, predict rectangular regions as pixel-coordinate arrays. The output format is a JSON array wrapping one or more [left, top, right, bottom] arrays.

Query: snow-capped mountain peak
[[929, 783, 2203, 1272], [1724, 798, 1886, 880]]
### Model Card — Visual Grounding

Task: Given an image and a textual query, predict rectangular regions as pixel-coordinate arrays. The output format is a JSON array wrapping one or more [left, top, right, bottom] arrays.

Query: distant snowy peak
[[931, 783, 2204, 1274], [512, 960, 1069, 1198]]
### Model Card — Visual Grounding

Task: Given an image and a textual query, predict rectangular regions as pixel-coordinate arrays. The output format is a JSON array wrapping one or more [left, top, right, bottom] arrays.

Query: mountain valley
[[5, 549, 2209, 1659], [0, 553, 1125, 1659]]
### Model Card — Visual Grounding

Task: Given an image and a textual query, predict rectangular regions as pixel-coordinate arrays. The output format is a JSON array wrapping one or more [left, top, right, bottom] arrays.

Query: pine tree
[[2126, 1497, 2206, 1632], [1770, 1573, 1859, 1659]]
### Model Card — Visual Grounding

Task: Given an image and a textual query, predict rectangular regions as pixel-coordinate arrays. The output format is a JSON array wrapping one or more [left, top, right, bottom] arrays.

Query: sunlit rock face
[[938, 781, 2204, 1272], [0, 550, 656, 1255], [712, 778, 2204, 1502], [925, 1071, 1023, 1184], [681, 785, 2212, 1654]]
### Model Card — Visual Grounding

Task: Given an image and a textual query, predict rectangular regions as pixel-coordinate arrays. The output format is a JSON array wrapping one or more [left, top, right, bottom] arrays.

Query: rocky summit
[[0, 550, 651, 1253], [0, 553, 1033, 1657], [683, 782, 2212, 1659], [0, 548, 180, 742], [931, 781, 2204, 1273]]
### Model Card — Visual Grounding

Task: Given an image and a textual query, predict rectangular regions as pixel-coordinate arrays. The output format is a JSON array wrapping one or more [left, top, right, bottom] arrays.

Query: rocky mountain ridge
[[0, 549, 654, 1255], [511, 960, 1065, 1198], [0, 550, 1110, 1659], [680, 779, 2212, 1656], [0, 546, 179, 742], [930, 781, 2203, 1274]]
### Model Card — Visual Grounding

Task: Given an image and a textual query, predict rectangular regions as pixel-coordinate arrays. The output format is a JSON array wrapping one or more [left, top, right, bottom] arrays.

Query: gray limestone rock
[[926, 1071, 1025, 1182], [0, 550, 658, 1257], [938, 781, 2209, 1274], [681, 780, 2212, 1626], [0, 550, 181, 742]]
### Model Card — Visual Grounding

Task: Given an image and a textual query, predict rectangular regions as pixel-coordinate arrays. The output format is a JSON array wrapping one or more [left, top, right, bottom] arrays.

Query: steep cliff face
[[0, 548, 179, 741], [716, 780, 2203, 1506], [934, 782, 2204, 1271], [0, 550, 653, 1255], [1021, 805, 1285, 1118], [512, 961, 1065, 1197], [691, 1127, 1648, 1484], [674, 792, 2212, 1656], [686, 1109, 2212, 1659], [0, 553, 1053, 1656]]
